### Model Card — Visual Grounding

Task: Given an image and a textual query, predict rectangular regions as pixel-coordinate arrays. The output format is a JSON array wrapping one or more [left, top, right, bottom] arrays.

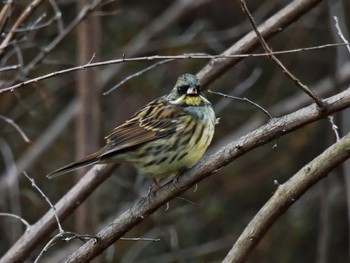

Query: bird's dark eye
[[177, 85, 189, 94]]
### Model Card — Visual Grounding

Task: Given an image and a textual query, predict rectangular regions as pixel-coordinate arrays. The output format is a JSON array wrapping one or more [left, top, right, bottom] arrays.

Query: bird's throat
[[174, 95, 203, 106]]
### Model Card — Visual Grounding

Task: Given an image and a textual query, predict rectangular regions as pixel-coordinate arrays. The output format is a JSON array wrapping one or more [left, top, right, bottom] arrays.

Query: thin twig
[[3, 88, 350, 263], [48, 0, 64, 33], [0, 0, 14, 35], [103, 53, 210, 95], [214, 68, 262, 114], [328, 116, 340, 141], [103, 58, 175, 95], [62, 232, 98, 243], [222, 132, 350, 263], [22, 172, 63, 233], [0, 64, 20, 72], [237, 0, 324, 109], [120, 237, 160, 242], [5, 13, 58, 33], [0, 43, 348, 95], [208, 90, 273, 120], [334, 16, 350, 54], [0, 115, 31, 143], [0, 0, 43, 53], [21, 0, 107, 77], [0, 212, 31, 229]]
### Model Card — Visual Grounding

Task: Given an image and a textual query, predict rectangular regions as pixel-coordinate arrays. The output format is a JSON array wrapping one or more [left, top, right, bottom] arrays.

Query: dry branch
[[197, 0, 324, 88], [0, 0, 43, 54], [58, 87, 350, 262], [0, 0, 335, 261], [3, 87, 350, 263], [222, 131, 350, 263], [236, 0, 324, 108]]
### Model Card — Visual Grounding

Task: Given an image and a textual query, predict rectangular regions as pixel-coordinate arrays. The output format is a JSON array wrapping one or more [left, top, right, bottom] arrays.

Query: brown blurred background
[[0, 0, 350, 262]]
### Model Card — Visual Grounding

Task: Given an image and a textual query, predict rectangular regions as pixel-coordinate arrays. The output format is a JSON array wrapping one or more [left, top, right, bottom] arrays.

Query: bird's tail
[[46, 152, 100, 179]]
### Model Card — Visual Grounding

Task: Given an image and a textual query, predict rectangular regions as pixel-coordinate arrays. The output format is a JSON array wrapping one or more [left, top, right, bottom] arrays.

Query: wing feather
[[102, 98, 185, 156]]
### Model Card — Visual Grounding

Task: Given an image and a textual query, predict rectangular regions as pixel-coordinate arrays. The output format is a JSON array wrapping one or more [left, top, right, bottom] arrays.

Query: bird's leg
[[172, 168, 187, 190], [147, 178, 161, 196], [172, 176, 180, 191], [152, 178, 161, 190]]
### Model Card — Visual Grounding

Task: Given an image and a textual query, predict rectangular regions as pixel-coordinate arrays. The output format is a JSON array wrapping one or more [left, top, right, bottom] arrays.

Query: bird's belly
[[134, 121, 214, 178]]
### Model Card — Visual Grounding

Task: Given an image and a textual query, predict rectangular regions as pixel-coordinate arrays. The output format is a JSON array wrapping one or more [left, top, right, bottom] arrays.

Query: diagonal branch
[[61, 87, 350, 262], [0, 164, 118, 263], [197, 0, 324, 88], [2, 86, 349, 263], [222, 131, 350, 263], [236, 0, 324, 109], [0, 0, 43, 54]]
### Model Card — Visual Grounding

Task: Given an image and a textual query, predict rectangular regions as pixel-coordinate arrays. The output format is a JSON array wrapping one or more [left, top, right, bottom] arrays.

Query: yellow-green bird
[[47, 74, 216, 186]]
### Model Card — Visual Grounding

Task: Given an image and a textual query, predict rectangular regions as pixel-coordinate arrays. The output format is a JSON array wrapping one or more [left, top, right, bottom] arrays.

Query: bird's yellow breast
[[173, 95, 203, 106]]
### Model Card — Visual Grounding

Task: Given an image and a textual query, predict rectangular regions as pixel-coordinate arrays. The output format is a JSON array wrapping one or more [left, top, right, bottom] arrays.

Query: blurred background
[[0, 0, 350, 262]]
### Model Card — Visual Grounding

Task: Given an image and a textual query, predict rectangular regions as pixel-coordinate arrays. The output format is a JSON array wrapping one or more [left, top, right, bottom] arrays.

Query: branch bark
[[197, 0, 324, 88], [0, 164, 118, 263], [222, 131, 350, 263], [0, 0, 333, 261], [61, 88, 350, 262]]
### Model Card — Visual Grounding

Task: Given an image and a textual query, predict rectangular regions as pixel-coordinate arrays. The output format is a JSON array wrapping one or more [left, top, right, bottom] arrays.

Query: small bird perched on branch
[[47, 74, 216, 187]]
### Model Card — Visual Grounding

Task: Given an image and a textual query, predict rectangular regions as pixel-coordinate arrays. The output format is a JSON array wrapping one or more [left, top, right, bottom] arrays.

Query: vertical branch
[[75, 0, 101, 233], [0, 0, 14, 35], [236, 0, 324, 109], [329, 3, 350, 260], [0, 0, 43, 54]]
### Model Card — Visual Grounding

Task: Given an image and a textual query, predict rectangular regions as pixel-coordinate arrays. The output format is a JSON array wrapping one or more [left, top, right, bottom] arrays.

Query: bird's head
[[167, 74, 209, 106]]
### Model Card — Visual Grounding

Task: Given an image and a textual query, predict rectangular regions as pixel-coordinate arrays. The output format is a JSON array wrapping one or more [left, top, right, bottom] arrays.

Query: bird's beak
[[186, 86, 198, 95]]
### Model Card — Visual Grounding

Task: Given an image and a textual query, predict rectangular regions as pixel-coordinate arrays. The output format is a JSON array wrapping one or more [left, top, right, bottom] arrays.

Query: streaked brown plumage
[[47, 74, 215, 181]]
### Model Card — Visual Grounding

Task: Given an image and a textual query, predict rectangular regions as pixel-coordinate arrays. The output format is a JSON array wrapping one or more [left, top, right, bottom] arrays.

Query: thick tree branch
[[236, 0, 324, 108], [222, 132, 350, 263], [2, 87, 349, 263], [61, 88, 350, 262], [0, 164, 118, 263], [197, 0, 324, 88], [0, 0, 325, 95]]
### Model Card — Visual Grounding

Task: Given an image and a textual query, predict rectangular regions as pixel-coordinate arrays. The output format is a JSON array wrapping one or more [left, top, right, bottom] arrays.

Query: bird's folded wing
[[102, 99, 185, 156]]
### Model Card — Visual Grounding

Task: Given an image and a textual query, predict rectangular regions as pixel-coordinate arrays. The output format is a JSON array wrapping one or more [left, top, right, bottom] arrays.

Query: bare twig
[[0, 101, 77, 192], [222, 131, 350, 263], [0, 115, 31, 143], [213, 68, 262, 114], [0, 43, 348, 95], [0, 212, 30, 229], [22, 172, 100, 262], [236, 0, 324, 109], [59, 89, 350, 262], [120, 237, 160, 242], [208, 90, 273, 120], [1, 164, 118, 263], [20, 0, 107, 78], [103, 53, 210, 95], [103, 58, 176, 95], [6, 13, 59, 33], [332, 14, 350, 260], [197, 0, 324, 88], [328, 116, 340, 141], [48, 0, 64, 33], [22, 172, 63, 233], [2, 87, 350, 263], [0, 64, 20, 72], [0, 0, 43, 53], [0, 0, 14, 34], [333, 16, 350, 54]]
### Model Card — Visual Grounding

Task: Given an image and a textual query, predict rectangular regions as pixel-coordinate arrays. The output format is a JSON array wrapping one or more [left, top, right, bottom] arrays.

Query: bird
[[47, 73, 216, 187]]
